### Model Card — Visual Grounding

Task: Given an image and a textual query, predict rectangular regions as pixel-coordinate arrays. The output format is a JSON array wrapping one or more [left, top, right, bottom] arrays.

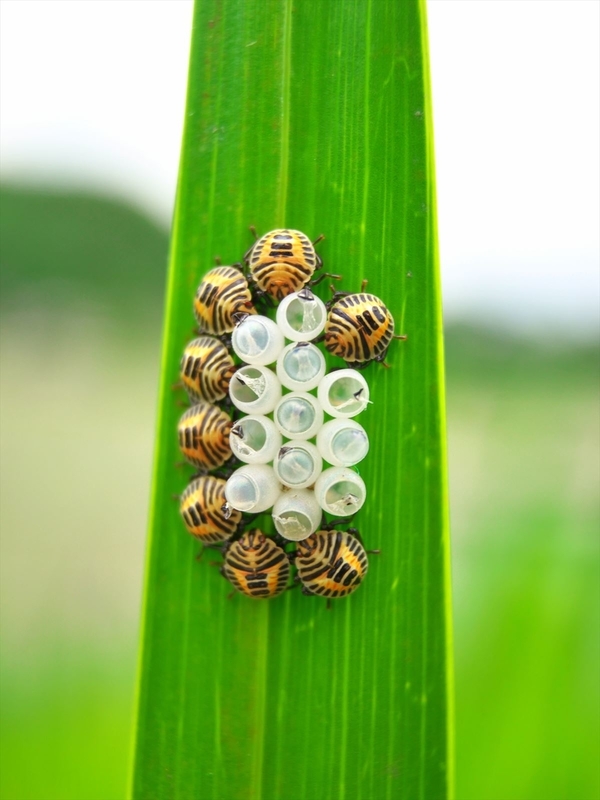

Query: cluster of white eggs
[[224, 290, 372, 542]]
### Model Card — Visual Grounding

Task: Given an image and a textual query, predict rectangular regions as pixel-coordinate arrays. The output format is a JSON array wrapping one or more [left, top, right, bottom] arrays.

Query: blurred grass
[[0, 185, 598, 800], [447, 329, 600, 800], [0, 320, 159, 800], [0, 186, 167, 800], [1, 659, 132, 800]]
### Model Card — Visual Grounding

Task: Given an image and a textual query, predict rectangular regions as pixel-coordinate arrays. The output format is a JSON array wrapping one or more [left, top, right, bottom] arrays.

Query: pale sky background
[[1, 0, 598, 333]]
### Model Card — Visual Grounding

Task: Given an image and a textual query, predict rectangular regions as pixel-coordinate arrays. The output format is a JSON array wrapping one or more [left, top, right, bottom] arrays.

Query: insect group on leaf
[[174, 228, 403, 602]]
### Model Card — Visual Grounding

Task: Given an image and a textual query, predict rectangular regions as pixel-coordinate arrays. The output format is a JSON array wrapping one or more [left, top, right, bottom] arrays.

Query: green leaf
[[131, 0, 452, 798]]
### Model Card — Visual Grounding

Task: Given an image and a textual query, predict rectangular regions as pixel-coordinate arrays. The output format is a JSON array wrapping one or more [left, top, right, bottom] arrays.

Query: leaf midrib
[[276, 0, 293, 227]]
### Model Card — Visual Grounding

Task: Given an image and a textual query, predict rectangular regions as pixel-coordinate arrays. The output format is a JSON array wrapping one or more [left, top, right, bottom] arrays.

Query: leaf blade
[[132, 0, 452, 798]]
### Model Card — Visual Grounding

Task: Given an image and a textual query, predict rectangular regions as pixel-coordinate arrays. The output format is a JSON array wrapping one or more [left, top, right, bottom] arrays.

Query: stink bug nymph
[[177, 402, 233, 471], [324, 282, 404, 367], [222, 529, 291, 599], [180, 336, 236, 405], [244, 228, 338, 301], [194, 266, 257, 335], [294, 528, 370, 599], [179, 475, 242, 544]]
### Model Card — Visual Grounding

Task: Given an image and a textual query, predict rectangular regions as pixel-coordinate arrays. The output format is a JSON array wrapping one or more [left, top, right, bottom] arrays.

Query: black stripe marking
[[361, 310, 380, 331]]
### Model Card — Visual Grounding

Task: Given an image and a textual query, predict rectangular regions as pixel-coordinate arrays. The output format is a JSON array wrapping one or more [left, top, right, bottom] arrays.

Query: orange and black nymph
[[222, 530, 290, 599], [193, 266, 256, 335], [244, 228, 327, 301], [179, 476, 241, 544], [324, 291, 399, 368], [177, 402, 232, 471], [294, 528, 369, 599], [180, 336, 236, 405]]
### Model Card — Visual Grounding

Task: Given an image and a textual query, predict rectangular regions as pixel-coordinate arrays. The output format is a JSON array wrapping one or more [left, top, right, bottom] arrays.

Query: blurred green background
[[0, 184, 598, 800]]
